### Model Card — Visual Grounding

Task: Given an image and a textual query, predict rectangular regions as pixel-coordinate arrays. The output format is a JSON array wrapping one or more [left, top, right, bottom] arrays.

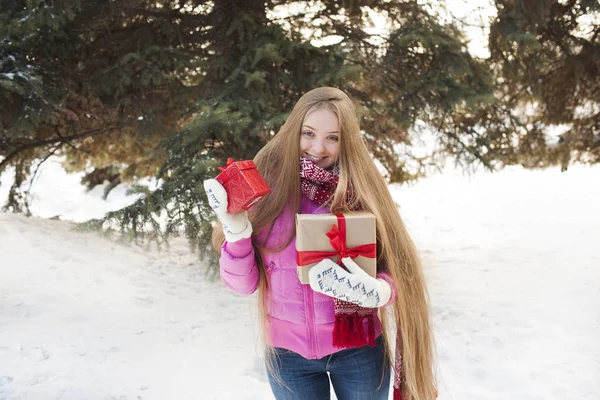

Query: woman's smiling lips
[[303, 152, 328, 162]]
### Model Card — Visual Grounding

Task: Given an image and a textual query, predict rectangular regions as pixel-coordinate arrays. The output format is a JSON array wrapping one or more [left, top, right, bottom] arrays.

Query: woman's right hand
[[203, 179, 253, 242]]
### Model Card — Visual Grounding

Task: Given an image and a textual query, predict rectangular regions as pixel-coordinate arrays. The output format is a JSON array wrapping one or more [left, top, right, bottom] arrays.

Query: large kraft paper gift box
[[295, 212, 377, 284]]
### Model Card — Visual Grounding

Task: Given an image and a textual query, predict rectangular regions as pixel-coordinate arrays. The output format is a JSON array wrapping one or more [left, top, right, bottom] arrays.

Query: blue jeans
[[267, 335, 391, 400]]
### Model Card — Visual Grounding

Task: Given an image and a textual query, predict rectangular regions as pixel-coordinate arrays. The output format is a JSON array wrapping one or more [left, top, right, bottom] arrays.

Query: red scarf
[[299, 157, 340, 204], [299, 157, 406, 400]]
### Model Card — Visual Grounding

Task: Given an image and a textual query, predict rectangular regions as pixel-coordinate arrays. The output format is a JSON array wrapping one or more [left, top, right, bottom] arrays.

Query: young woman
[[204, 87, 436, 400]]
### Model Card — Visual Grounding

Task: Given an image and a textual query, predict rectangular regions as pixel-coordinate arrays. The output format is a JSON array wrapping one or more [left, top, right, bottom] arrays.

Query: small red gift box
[[215, 158, 270, 214]]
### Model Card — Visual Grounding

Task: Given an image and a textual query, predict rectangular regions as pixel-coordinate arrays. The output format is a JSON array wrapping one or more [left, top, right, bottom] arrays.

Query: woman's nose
[[311, 139, 326, 154]]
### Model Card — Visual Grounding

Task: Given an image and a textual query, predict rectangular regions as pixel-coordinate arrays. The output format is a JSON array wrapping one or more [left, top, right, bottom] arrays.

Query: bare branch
[[55, 127, 92, 154], [0, 126, 116, 173], [27, 144, 60, 193]]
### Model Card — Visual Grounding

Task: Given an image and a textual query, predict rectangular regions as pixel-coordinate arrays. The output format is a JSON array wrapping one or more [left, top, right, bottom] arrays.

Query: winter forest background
[[1, 1, 599, 399]]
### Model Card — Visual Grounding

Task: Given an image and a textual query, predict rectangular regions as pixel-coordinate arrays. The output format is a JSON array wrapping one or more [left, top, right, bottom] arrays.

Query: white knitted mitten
[[203, 179, 252, 242], [308, 257, 391, 308]]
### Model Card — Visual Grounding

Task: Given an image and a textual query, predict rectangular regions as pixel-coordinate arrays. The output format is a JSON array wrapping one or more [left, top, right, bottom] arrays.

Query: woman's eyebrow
[[302, 124, 340, 134]]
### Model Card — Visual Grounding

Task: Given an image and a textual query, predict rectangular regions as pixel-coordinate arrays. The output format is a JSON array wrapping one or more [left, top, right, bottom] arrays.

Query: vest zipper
[[304, 283, 317, 358], [300, 195, 317, 359]]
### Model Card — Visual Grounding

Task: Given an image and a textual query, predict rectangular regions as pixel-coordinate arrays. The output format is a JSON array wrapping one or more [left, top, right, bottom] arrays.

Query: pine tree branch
[[446, 129, 492, 169], [26, 144, 61, 193], [0, 126, 116, 173], [132, 8, 210, 24], [441, 107, 493, 170], [55, 127, 92, 154]]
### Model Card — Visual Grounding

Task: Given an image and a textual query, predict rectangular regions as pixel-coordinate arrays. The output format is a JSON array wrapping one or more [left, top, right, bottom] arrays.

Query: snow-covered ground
[[1, 159, 599, 399]]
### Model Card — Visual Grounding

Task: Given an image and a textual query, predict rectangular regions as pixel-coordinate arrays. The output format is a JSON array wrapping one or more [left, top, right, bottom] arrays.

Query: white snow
[[0, 159, 146, 222], [1, 160, 599, 399]]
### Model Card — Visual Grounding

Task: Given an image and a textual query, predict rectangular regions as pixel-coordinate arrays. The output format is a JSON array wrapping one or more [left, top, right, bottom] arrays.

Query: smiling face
[[299, 107, 340, 170]]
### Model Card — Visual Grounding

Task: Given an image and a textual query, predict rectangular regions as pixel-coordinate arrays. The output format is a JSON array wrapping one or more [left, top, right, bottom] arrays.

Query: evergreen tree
[[82, 0, 362, 261], [4, 1, 595, 269], [83, 0, 496, 264], [486, 0, 600, 170], [1, 0, 200, 211]]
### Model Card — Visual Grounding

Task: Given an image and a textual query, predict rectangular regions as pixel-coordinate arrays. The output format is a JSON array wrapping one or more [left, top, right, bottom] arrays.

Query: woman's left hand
[[308, 257, 391, 308]]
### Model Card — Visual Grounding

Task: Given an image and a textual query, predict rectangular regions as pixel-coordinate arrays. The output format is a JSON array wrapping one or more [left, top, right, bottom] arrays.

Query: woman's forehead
[[302, 108, 340, 133]]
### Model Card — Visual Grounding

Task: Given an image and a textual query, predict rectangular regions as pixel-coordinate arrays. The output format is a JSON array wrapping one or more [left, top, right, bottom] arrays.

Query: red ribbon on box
[[218, 158, 235, 172], [217, 158, 259, 181], [297, 214, 376, 267]]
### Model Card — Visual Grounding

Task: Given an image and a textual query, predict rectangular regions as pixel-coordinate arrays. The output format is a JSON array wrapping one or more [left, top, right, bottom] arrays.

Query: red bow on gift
[[217, 158, 235, 172], [297, 214, 376, 267]]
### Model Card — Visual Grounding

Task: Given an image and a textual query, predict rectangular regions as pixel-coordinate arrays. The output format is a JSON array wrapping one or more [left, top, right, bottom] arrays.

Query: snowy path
[[1, 164, 599, 399], [0, 215, 267, 399]]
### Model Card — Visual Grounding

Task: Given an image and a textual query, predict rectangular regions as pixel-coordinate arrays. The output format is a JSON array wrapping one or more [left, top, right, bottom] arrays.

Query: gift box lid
[[216, 159, 261, 184], [295, 212, 376, 251]]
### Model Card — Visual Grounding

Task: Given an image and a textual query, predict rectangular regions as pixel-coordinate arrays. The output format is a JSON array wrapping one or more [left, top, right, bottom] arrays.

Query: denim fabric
[[267, 335, 391, 400]]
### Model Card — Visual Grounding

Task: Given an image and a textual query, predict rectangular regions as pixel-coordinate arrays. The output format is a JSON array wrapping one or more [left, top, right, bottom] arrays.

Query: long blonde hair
[[213, 87, 436, 399]]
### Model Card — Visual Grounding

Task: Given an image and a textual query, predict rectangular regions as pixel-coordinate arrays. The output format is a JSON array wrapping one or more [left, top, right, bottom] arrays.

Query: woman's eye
[[328, 135, 339, 142], [303, 131, 314, 137]]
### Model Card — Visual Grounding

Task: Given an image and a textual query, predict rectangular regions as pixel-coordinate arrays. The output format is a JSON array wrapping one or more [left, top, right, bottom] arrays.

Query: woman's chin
[[317, 161, 335, 169], [300, 155, 334, 169]]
